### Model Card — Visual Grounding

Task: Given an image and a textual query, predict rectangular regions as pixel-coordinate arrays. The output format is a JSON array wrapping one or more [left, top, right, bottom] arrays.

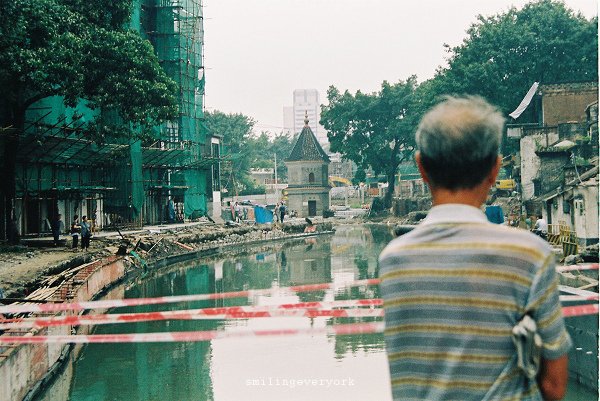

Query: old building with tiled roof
[[285, 114, 330, 217]]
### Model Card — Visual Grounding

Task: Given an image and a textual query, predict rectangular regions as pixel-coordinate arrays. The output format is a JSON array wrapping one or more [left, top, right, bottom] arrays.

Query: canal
[[38, 225, 596, 400]]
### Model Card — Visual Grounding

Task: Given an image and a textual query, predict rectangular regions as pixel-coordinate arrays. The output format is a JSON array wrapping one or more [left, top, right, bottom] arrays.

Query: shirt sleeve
[[527, 254, 572, 360]]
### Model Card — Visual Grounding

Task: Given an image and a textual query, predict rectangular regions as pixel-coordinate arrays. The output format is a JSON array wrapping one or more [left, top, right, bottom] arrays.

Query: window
[[308, 172, 315, 183]]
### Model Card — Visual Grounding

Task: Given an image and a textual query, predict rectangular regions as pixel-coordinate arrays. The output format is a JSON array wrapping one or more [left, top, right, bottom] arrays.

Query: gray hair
[[415, 96, 504, 189]]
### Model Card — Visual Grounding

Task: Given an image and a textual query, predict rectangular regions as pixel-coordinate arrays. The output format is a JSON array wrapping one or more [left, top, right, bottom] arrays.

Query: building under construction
[[3, 0, 220, 239]]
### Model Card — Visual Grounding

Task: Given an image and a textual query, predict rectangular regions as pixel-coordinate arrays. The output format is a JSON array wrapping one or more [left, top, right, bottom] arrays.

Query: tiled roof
[[286, 124, 330, 162]]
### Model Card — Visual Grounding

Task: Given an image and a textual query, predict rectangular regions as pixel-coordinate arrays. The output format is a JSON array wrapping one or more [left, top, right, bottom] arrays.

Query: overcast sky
[[203, 0, 598, 134]]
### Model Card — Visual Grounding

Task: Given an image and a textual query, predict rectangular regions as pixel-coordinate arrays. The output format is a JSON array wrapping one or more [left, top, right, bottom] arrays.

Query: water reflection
[[70, 267, 217, 401], [42, 225, 394, 401], [36, 224, 597, 401]]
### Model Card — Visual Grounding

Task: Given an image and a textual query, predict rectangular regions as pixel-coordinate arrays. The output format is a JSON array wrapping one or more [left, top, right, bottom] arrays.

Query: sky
[[203, 0, 598, 134]]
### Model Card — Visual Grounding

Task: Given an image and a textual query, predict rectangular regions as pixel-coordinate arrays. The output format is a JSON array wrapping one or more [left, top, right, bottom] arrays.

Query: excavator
[[494, 155, 517, 196]]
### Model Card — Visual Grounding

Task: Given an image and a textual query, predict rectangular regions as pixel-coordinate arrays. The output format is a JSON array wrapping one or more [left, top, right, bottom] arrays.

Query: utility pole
[[274, 153, 278, 203]]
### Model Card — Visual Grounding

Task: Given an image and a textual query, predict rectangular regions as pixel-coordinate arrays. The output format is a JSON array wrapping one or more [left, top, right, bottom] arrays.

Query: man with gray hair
[[379, 96, 571, 400]]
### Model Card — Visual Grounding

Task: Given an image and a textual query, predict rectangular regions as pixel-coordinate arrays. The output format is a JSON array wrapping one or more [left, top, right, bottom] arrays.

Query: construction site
[[1, 0, 220, 241]]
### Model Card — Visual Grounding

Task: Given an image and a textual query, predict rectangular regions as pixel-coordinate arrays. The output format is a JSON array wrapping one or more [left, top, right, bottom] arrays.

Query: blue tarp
[[253, 206, 273, 224], [485, 205, 505, 224]]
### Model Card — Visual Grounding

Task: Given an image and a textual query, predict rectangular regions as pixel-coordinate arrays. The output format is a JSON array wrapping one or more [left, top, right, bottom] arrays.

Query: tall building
[[283, 106, 294, 136], [284, 89, 328, 146]]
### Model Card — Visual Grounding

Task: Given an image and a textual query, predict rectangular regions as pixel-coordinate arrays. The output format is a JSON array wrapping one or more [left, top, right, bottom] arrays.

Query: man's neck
[[430, 185, 488, 209]]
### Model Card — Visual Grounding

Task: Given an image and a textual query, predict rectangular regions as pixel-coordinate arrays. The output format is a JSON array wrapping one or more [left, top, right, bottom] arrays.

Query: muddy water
[[37, 225, 596, 400]]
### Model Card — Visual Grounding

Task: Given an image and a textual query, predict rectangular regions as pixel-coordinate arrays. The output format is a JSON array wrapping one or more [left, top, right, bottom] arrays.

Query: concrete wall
[[0, 257, 125, 401], [538, 151, 570, 195], [286, 160, 330, 217], [541, 83, 599, 126], [520, 131, 559, 200], [287, 190, 329, 218], [287, 161, 328, 187], [548, 182, 599, 245]]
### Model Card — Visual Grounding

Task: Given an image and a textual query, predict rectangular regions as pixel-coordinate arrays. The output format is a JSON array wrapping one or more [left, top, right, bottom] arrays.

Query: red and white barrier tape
[[0, 301, 383, 330], [0, 300, 595, 344], [0, 278, 380, 314], [0, 322, 385, 344], [561, 303, 599, 318], [559, 294, 599, 302], [558, 285, 598, 298], [556, 263, 599, 273], [1, 298, 595, 332], [1, 263, 594, 315]]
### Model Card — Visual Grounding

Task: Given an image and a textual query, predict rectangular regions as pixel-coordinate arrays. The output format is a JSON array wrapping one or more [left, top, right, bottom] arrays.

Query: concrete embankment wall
[[1, 229, 334, 401], [0, 257, 125, 401]]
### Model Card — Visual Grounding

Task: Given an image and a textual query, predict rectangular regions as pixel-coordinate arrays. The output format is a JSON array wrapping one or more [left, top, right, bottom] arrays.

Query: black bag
[[71, 223, 81, 235]]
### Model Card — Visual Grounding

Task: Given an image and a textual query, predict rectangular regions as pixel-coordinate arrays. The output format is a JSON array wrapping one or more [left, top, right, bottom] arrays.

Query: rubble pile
[[1, 218, 335, 299]]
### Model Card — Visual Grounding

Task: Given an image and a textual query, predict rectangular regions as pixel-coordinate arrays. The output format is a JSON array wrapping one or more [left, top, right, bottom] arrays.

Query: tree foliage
[[0, 0, 178, 129], [433, 0, 598, 120], [205, 110, 296, 196], [320, 77, 419, 207], [250, 131, 296, 181], [0, 0, 178, 241], [204, 110, 257, 195]]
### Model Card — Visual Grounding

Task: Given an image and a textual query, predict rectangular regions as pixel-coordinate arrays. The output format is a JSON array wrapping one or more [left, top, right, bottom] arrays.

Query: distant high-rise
[[284, 89, 328, 146], [283, 106, 294, 136]]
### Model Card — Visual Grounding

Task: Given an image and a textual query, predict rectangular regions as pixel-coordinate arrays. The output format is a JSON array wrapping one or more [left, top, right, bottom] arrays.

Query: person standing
[[279, 202, 286, 224], [234, 202, 242, 223], [379, 96, 570, 401], [274, 202, 280, 223], [80, 215, 91, 251], [51, 214, 63, 246], [70, 215, 80, 249], [534, 214, 548, 235]]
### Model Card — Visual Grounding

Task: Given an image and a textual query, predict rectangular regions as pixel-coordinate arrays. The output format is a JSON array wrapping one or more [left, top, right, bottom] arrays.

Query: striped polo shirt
[[379, 204, 572, 401]]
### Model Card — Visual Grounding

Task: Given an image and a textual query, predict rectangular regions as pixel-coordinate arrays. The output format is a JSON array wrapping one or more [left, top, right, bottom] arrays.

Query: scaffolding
[[2, 0, 215, 237], [142, 0, 209, 222]]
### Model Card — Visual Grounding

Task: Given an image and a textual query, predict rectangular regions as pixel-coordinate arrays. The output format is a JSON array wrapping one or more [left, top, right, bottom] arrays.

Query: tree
[[269, 131, 296, 181], [434, 0, 597, 119], [204, 111, 256, 196], [321, 77, 419, 208], [0, 0, 178, 240], [248, 131, 295, 182]]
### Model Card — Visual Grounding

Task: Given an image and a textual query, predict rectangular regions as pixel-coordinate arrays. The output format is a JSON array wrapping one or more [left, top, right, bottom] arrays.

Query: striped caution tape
[[0, 264, 593, 315], [558, 285, 598, 298], [0, 300, 383, 330], [0, 300, 596, 345], [1, 296, 595, 331], [559, 294, 599, 302], [0, 322, 385, 344], [561, 303, 599, 318], [556, 263, 599, 273], [0, 278, 381, 315]]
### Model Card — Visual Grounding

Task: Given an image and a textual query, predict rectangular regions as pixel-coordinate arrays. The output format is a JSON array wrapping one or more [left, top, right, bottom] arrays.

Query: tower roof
[[286, 114, 330, 162]]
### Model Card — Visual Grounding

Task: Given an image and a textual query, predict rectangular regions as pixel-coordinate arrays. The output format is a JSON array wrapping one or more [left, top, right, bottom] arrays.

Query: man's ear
[[415, 151, 430, 185]]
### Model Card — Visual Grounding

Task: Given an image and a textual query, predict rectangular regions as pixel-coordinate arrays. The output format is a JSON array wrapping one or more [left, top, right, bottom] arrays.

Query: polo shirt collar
[[421, 204, 489, 226]]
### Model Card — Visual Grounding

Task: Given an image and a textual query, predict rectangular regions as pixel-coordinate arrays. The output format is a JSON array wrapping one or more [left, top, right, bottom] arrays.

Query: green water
[[38, 225, 596, 400]]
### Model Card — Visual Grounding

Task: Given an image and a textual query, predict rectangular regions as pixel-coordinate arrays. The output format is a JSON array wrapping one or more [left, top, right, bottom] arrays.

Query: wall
[[0, 257, 125, 401], [287, 161, 328, 187], [286, 189, 329, 218], [577, 185, 599, 244], [520, 131, 559, 200], [541, 83, 599, 126], [547, 180, 599, 246], [537, 150, 570, 195]]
